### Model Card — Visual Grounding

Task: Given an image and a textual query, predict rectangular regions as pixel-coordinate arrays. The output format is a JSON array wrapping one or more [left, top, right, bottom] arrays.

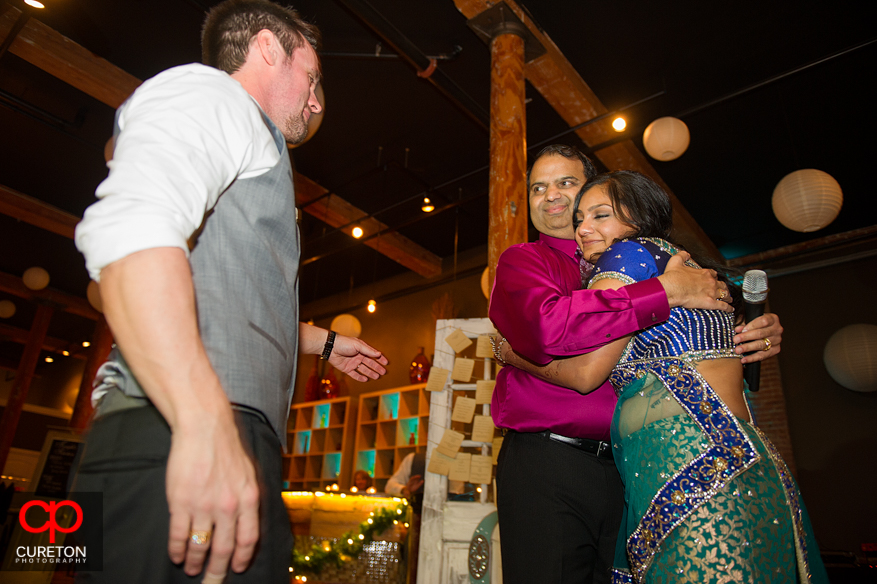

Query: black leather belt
[[537, 430, 613, 460]]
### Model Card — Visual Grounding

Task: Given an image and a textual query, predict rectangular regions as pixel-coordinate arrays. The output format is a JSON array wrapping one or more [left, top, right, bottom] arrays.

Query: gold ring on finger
[[717, 289, 726, 301], [189, 530, 212, 546], [762, 338, 772, 352]]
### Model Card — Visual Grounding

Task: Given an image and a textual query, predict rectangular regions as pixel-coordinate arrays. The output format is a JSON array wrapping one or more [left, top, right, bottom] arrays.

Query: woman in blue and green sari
[[569, 170, 828, 584]]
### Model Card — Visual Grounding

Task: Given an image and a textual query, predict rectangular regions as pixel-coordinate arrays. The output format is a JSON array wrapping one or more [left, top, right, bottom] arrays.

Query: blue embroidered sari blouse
[[589, 237, 738, 367]]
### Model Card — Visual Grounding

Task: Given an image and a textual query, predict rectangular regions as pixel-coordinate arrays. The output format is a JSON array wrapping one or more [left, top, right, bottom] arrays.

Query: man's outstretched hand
[[329, 334, 389, 382]]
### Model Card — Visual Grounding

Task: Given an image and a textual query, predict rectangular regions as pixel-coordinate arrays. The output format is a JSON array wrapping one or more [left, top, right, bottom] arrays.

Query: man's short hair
[[202, 0, 321, 74], [527, 144, 597, 189]]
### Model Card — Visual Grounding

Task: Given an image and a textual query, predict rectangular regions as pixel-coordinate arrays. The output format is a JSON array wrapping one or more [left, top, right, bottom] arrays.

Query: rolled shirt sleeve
[[75, 64, 281, 281]]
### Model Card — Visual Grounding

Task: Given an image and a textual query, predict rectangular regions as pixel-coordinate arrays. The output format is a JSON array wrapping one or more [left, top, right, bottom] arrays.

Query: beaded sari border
[[753, 425, 814, 583], [611, 357, 760, 582]]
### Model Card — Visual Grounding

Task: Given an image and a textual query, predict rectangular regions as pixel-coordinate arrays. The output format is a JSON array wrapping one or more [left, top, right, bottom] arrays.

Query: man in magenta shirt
[[488, 144, 784, 584]]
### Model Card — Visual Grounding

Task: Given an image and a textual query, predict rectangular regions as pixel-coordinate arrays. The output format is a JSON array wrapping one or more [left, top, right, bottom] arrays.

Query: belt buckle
[[596, 441, 609, 457]]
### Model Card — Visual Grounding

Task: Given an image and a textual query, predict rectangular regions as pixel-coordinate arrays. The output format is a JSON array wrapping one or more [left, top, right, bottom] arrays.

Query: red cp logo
[[19, 500, 84, 543]]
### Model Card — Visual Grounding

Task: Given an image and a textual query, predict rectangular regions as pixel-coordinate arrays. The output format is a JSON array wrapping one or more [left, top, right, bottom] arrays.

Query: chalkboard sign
[[30, 431, 84, 498]]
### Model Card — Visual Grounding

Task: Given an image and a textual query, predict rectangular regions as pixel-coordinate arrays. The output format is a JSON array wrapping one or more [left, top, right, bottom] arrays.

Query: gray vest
[[97, 112, 299, 444]]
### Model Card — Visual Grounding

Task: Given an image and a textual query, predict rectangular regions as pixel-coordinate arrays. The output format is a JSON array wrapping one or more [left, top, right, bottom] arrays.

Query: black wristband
[[321, 330, 337, 360]]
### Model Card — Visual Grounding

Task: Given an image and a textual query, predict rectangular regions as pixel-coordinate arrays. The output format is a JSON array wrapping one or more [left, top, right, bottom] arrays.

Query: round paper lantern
[[643, 117, 690, 161], [87, 280, 103, 313], [104, 136, 115, 162], [289, 84, 324, 148], [23, 266, 50, 290], [823, 324, 877, 392], [480, 267, 490, 299], [772, 169, 842, 232], [0, 300, 15, 318], [330, 313, 361, 338]]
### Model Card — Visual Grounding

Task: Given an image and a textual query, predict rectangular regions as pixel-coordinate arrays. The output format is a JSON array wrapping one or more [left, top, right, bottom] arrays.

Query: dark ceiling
[[1, 0, 875, 364]]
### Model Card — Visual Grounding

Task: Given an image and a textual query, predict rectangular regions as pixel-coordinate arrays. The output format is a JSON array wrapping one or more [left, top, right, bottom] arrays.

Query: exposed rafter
[[295, 174, 442, 277], [0, 6, 139, 109], [0, 271, 100, 321], [452, 0, 721, 260], [0, 5, 441, 278], [0, 184, 79, 238], [0, 322, 88, 360]]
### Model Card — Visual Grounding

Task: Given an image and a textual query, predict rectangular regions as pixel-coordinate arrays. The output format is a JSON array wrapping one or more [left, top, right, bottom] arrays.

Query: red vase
[[319, 368, 340, 400], [305, 355, 340, 401], [409, 347, 431, 384], [304, 355, 321, 401]]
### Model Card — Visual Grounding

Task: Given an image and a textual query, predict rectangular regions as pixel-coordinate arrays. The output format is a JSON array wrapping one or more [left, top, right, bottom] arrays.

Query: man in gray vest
[[73, 1, 388, 582]]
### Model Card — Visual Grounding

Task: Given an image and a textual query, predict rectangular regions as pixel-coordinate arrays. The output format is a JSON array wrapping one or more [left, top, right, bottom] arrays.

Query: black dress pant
[[72, 405, 292, 584], [496, 431, 623, 584]]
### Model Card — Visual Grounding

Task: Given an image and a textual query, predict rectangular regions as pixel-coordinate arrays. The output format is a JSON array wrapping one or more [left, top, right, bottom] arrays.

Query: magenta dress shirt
[[488, 234, 670, 440]]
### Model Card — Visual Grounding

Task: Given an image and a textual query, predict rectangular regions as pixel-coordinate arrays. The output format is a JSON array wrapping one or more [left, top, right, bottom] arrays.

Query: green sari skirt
[[610, 373, 828, 584]]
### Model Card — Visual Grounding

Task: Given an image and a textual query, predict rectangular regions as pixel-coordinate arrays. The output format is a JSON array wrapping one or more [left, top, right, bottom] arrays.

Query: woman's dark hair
[[574, 170, 743, 315], [572, 170, 672, 240]]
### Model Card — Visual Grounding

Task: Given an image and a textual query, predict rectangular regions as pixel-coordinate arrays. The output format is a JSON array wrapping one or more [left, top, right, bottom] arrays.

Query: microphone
[[742, 270, 769, 392]]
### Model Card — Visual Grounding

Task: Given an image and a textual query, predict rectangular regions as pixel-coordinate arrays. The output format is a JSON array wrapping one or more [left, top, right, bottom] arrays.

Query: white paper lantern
[[23, 266, 50, 290], [772, 169, 842, 232], [0, 300, 15, 319], [823, 324, 877, 392], [643, 117, 690, 161], [480, 267, 490, 300], [87, 280, 103, 313], [331, 313, 361, 338]]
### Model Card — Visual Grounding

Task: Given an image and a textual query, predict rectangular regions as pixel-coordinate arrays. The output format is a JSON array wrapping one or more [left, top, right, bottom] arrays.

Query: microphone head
[[742, 270, 769, 303]]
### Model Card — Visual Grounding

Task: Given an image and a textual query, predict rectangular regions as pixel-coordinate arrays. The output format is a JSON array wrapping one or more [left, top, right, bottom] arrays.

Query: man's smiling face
[[528, 154, 587, 240]]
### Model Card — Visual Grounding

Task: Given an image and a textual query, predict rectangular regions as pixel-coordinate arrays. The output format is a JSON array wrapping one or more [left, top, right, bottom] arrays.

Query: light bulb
[[352, 226, 363, 238], [421, 197, 435, 212], [612, 117, 626, 132], [367, 299, 376, 313]]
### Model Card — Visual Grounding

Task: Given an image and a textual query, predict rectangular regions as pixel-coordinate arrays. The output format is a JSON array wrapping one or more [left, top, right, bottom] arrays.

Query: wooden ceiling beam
[[1, 6, 140, 109], [0, 271, 100, 321], [295, 174, 443, 278], [0, 184, 79, 239], [452, 0, 722, 260], [1, 6, 442, 278], [0, 322, 88, 360]]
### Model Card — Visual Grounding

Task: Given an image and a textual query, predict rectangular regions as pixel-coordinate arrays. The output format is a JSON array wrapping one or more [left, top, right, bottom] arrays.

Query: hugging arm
[[498, 275, 632, 393]]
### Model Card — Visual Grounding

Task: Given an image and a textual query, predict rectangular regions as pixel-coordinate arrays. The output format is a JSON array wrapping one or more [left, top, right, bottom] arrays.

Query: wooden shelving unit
[[283, 396, 350, 491], [354, 383, 429, 492]]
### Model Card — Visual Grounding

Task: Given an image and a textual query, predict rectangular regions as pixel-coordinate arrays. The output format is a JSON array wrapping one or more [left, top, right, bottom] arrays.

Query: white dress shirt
[[75, 63, 281, 281]]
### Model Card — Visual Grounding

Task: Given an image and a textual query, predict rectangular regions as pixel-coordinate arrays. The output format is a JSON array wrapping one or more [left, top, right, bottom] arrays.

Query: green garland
[[290, 499, 410, 578]]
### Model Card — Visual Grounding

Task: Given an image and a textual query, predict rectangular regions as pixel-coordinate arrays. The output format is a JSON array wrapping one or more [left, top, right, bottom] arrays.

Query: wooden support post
[[69, 316, 114, 430], [487, 28, 528, 292], [0, 303, 53, 472]]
